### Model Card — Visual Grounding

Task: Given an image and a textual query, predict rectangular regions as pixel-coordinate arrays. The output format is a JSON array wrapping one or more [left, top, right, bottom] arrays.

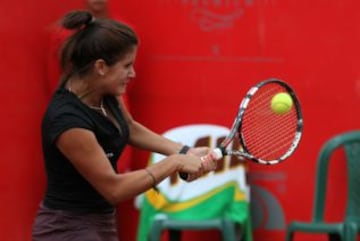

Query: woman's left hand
[[188, 146, 217, 173], [187, 146, 211, 157]]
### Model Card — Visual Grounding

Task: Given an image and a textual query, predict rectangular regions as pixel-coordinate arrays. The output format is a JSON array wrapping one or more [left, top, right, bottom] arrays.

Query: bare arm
[[56, 128, 203, 205]]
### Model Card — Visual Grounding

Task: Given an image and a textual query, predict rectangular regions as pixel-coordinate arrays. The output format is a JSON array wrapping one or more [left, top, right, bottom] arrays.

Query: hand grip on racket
[[179, 149, 223, 181], [179, 78, 303, 182]]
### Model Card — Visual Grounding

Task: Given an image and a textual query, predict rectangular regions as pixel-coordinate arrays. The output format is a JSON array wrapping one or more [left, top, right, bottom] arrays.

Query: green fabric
[[137, 183, 252, 241]]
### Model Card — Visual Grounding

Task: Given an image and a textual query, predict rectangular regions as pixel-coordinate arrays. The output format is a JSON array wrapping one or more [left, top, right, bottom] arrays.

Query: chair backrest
[[136, 125, 251, 241], [312, 130, 360, 223], [344, 139, 360, 222]]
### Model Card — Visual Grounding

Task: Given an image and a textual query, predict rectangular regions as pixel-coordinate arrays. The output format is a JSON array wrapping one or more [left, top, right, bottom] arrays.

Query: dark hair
[[60, 10, 138, 81]]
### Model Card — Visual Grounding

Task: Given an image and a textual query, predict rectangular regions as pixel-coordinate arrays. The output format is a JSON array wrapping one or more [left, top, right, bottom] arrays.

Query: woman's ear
[[94, 59, 109, 76]]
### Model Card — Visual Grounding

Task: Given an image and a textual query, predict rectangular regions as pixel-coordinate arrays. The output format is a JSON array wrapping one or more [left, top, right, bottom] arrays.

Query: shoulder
[[45, 88, 94, 128], [48, 88, 80, 113], [42, 89, 95, 143]]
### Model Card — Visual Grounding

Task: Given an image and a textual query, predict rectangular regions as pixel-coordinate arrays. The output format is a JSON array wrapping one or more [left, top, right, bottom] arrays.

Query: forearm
[[128, 120, 183, 155], [110, 155, 181, 204]]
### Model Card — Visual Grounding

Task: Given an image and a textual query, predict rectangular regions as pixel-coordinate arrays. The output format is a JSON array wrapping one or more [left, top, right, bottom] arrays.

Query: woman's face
[[101, 46, 137, 96]]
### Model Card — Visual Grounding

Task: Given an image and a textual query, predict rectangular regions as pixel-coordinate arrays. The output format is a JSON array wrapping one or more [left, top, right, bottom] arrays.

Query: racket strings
[[240, 83, 298, 161], [245, 120, 296, 160], [253, 133, 295, 159], [243, 120, 296, 159], [244, 114, 296, 146]]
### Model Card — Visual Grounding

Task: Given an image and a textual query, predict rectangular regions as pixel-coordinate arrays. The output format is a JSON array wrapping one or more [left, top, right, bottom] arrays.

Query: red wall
[[0, 1, 81, 240], [0, 1, 359, 241]]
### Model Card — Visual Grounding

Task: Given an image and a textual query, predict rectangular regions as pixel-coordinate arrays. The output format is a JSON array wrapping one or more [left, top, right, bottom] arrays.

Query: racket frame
[[218, 78, 303, 165]]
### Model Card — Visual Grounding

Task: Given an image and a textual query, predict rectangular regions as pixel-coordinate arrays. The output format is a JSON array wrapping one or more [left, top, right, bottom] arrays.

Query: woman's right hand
[[176, 149, 220, 182], [174, 154, 205, 182]]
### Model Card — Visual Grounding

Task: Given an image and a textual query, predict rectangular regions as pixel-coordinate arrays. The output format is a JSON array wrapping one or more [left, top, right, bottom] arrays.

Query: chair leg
[[221, 219, 237, 241], [244, 218, 253, 241], [149, 219, 164, 241], [234, 221, 251, 241], [285, 230, 294, 241], [345, 222, 357, 241], [328, 233, 341, 241], [234, 223, 244, 241], [169, 229, 182, 241]]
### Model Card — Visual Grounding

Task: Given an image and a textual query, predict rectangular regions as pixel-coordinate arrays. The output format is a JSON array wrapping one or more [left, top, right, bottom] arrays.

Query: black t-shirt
[[42, 87, 129, 213]]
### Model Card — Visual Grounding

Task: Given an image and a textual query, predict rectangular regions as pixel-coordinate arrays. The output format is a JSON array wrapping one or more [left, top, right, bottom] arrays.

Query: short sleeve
[[46, 110, 94, 145]]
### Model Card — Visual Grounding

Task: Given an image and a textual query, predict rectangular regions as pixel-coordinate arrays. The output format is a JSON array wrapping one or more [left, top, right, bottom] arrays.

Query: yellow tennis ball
[[271, 92, 293, 114]]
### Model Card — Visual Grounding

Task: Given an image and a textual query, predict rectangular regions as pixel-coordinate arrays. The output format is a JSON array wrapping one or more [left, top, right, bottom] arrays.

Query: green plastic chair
[[285, 131, 360, 241]]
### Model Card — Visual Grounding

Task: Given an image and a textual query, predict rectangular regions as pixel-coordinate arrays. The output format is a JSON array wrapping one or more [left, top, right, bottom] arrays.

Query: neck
[[66, 77, 103, 107], [81, 94, 103, 108]]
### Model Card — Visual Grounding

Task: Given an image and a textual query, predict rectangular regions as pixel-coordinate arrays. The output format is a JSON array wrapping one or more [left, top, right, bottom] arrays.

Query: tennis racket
[[180, 78, 303, 181]]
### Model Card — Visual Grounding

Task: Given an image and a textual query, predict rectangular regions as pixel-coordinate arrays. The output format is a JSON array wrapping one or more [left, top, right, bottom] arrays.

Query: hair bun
[[62, 10, 93, 30]]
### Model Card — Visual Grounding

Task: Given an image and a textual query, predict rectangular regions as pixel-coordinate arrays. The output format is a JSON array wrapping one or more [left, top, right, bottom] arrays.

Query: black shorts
[[32, 203, 118, 241]]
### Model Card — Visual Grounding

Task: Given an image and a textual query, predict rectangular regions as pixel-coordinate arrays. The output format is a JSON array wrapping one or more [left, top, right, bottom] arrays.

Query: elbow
[[106, 192, 121, 206], [102, 185, 133, 206], [96, 178, 125, 206], [102, 184, 128, 206], [105, 190, 135, 206], [97, 174, 142, 205], [102, 189, 125, 206]]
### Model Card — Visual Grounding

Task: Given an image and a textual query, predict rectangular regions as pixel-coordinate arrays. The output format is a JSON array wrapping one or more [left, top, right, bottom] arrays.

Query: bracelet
[[179, 145, 190, 154], [145, 168, 159, 192]]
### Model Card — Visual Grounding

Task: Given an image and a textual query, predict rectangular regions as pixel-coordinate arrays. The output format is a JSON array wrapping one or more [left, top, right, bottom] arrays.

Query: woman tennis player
[[32, 10, 214, 241]]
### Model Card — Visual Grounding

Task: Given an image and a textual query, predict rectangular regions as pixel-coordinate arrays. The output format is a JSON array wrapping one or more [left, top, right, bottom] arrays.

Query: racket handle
[[179, 148, 224, 182], [179, 172, 188, 180]]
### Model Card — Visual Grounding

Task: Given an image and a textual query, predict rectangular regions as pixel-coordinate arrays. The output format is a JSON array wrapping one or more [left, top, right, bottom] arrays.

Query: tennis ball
[[271, 92, 293, 114]]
